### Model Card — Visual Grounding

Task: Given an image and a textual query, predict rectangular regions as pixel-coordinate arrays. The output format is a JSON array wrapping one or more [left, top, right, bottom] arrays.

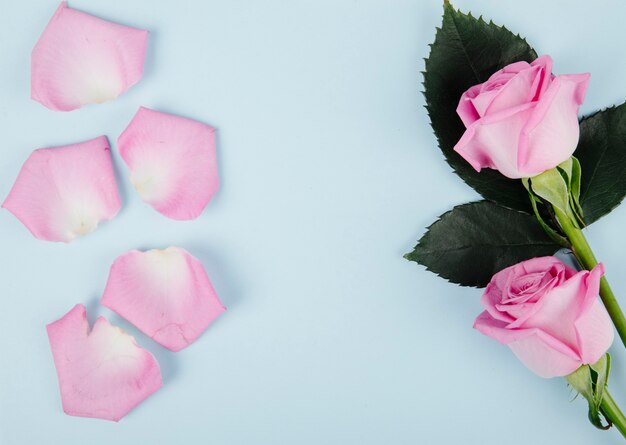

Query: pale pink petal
[[513, 271, 587, 346], [101, 247, 226, 351], [2, 136, 121, 242], [480, 72, 517, 92], [501, 272, 554, 304], [481, 283, 515, 324], [497, 61, 531, 75], [482, 65, 542, 115], [529, 55, 554, 97], [470, 89, 499, 118], [31, 2, 149, 111], [46, 304, 162, 421], [575, 299, 614, 365], [508, 331, 582, 378], [518, 256, 574, 280], [575, 264, 614, 364], [457, 84, 485, 126], [457, 62, 529, 125], [118, 107, 219, 220], [474, 310, 532, 343], [518, 73, 590, 175], [453, 103, 535, 178], [474, 311, 581, 378]]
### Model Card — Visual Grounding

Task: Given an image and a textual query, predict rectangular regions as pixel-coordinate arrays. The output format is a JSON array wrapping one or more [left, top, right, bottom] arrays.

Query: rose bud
[[474, 257, 613, 378], [454, 55, 589, 179]]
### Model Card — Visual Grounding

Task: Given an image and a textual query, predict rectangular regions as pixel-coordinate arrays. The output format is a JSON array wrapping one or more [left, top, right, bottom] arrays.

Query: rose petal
[[482, 65, 542, 115], [453, 103, 535, 178], [575, 299, 614, 365], [31, 2, 149, 111], [519, 256, 573, 280], [529, 55, 554, 98], [469, 89, 499, 118], [504, 272, 551, 303], [512, 271, 588, 345], [508, 331, 582, 378], [474, 311, 581, 378], [101, 247, 226, 351], [118, 107, 219, 220], [2, 136, 121, 242], [456, 84, 483, 127], [517, 73, 590, 175], [497, 61, 531, 76], [480, 72, 517, 93], [46, 304, 162, 421], [482, 283, 515, 324], [574, 264, 614, 364]]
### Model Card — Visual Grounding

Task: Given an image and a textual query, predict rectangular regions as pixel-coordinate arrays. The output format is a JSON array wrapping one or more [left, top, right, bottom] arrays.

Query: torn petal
[[46, 304, 162, 422], [118, 107, 219, 220], [101, 247, 226, 351], [32, 2, 149, 111], [2, 136, 121, 242]]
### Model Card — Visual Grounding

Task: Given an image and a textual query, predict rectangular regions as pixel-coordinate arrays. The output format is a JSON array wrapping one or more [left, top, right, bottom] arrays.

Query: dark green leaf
[[575, 103, 626, 224], [405, 201, 561, 287], [424, 3, 537, 212]]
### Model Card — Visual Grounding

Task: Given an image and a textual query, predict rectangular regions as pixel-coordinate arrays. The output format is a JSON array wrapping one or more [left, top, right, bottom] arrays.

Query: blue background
[[1, 0, 626, 443]]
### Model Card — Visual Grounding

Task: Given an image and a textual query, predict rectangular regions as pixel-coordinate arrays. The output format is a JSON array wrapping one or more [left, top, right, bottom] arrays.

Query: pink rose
[[474, 257, 613, 377], [454, 55, 590, 179]]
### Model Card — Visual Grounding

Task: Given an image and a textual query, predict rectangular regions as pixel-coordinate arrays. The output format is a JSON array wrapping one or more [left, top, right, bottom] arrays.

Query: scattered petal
[[101, 247, 226, 351], [47, 304, 162, 421], [118, 107, 218, 220], [2, 136, 121, 242], [32, 2, 149, 111]]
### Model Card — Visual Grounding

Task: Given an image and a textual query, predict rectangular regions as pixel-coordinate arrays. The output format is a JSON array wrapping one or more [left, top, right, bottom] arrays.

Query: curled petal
[[2, 136, 121, 242], [481, 283, 515, 324], [46, 304, 162, 421], [529, 55, 554, 97], [101, 247, 226, 351], [32, 2, 149, 111], [507, 331, 582, 378], [453, 103, 535, 178], [456, 84, 483, 127], [474, 311, 580, 378], [575, 299, 614, 366], [482, 65, 542, 116], [495, 60, 531, 76], [510, 271, 587, 339], [118, 107, 219, 220], [575, 264, 614, 364], [518, 73, 590, 175]]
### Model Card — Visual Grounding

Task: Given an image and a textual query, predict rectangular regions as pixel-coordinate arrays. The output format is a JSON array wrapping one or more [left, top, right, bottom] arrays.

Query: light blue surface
[[1, 0, 626, 443]]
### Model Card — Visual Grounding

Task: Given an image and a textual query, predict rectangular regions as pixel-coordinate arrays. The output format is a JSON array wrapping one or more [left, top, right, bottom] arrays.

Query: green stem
[[553, 207, 626, 348], [602, 390, 626, 439]]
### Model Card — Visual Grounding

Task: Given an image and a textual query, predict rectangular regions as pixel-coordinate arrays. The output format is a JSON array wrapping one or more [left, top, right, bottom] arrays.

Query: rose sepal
[[566, 353, 611, 430], [523, 156, 584, 232], [521, 180, 569, 248]]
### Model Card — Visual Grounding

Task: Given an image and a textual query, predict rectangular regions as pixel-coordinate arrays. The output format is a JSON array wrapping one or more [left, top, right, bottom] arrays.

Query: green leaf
[[405, 201, 561, 287], [424, 3, 537, 212], [575, 103, 626, 224]]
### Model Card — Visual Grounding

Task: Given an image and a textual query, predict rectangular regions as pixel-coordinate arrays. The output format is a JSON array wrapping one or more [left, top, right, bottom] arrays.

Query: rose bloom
[[474, 257, 613, 378], [454, 55, 589, 179]]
